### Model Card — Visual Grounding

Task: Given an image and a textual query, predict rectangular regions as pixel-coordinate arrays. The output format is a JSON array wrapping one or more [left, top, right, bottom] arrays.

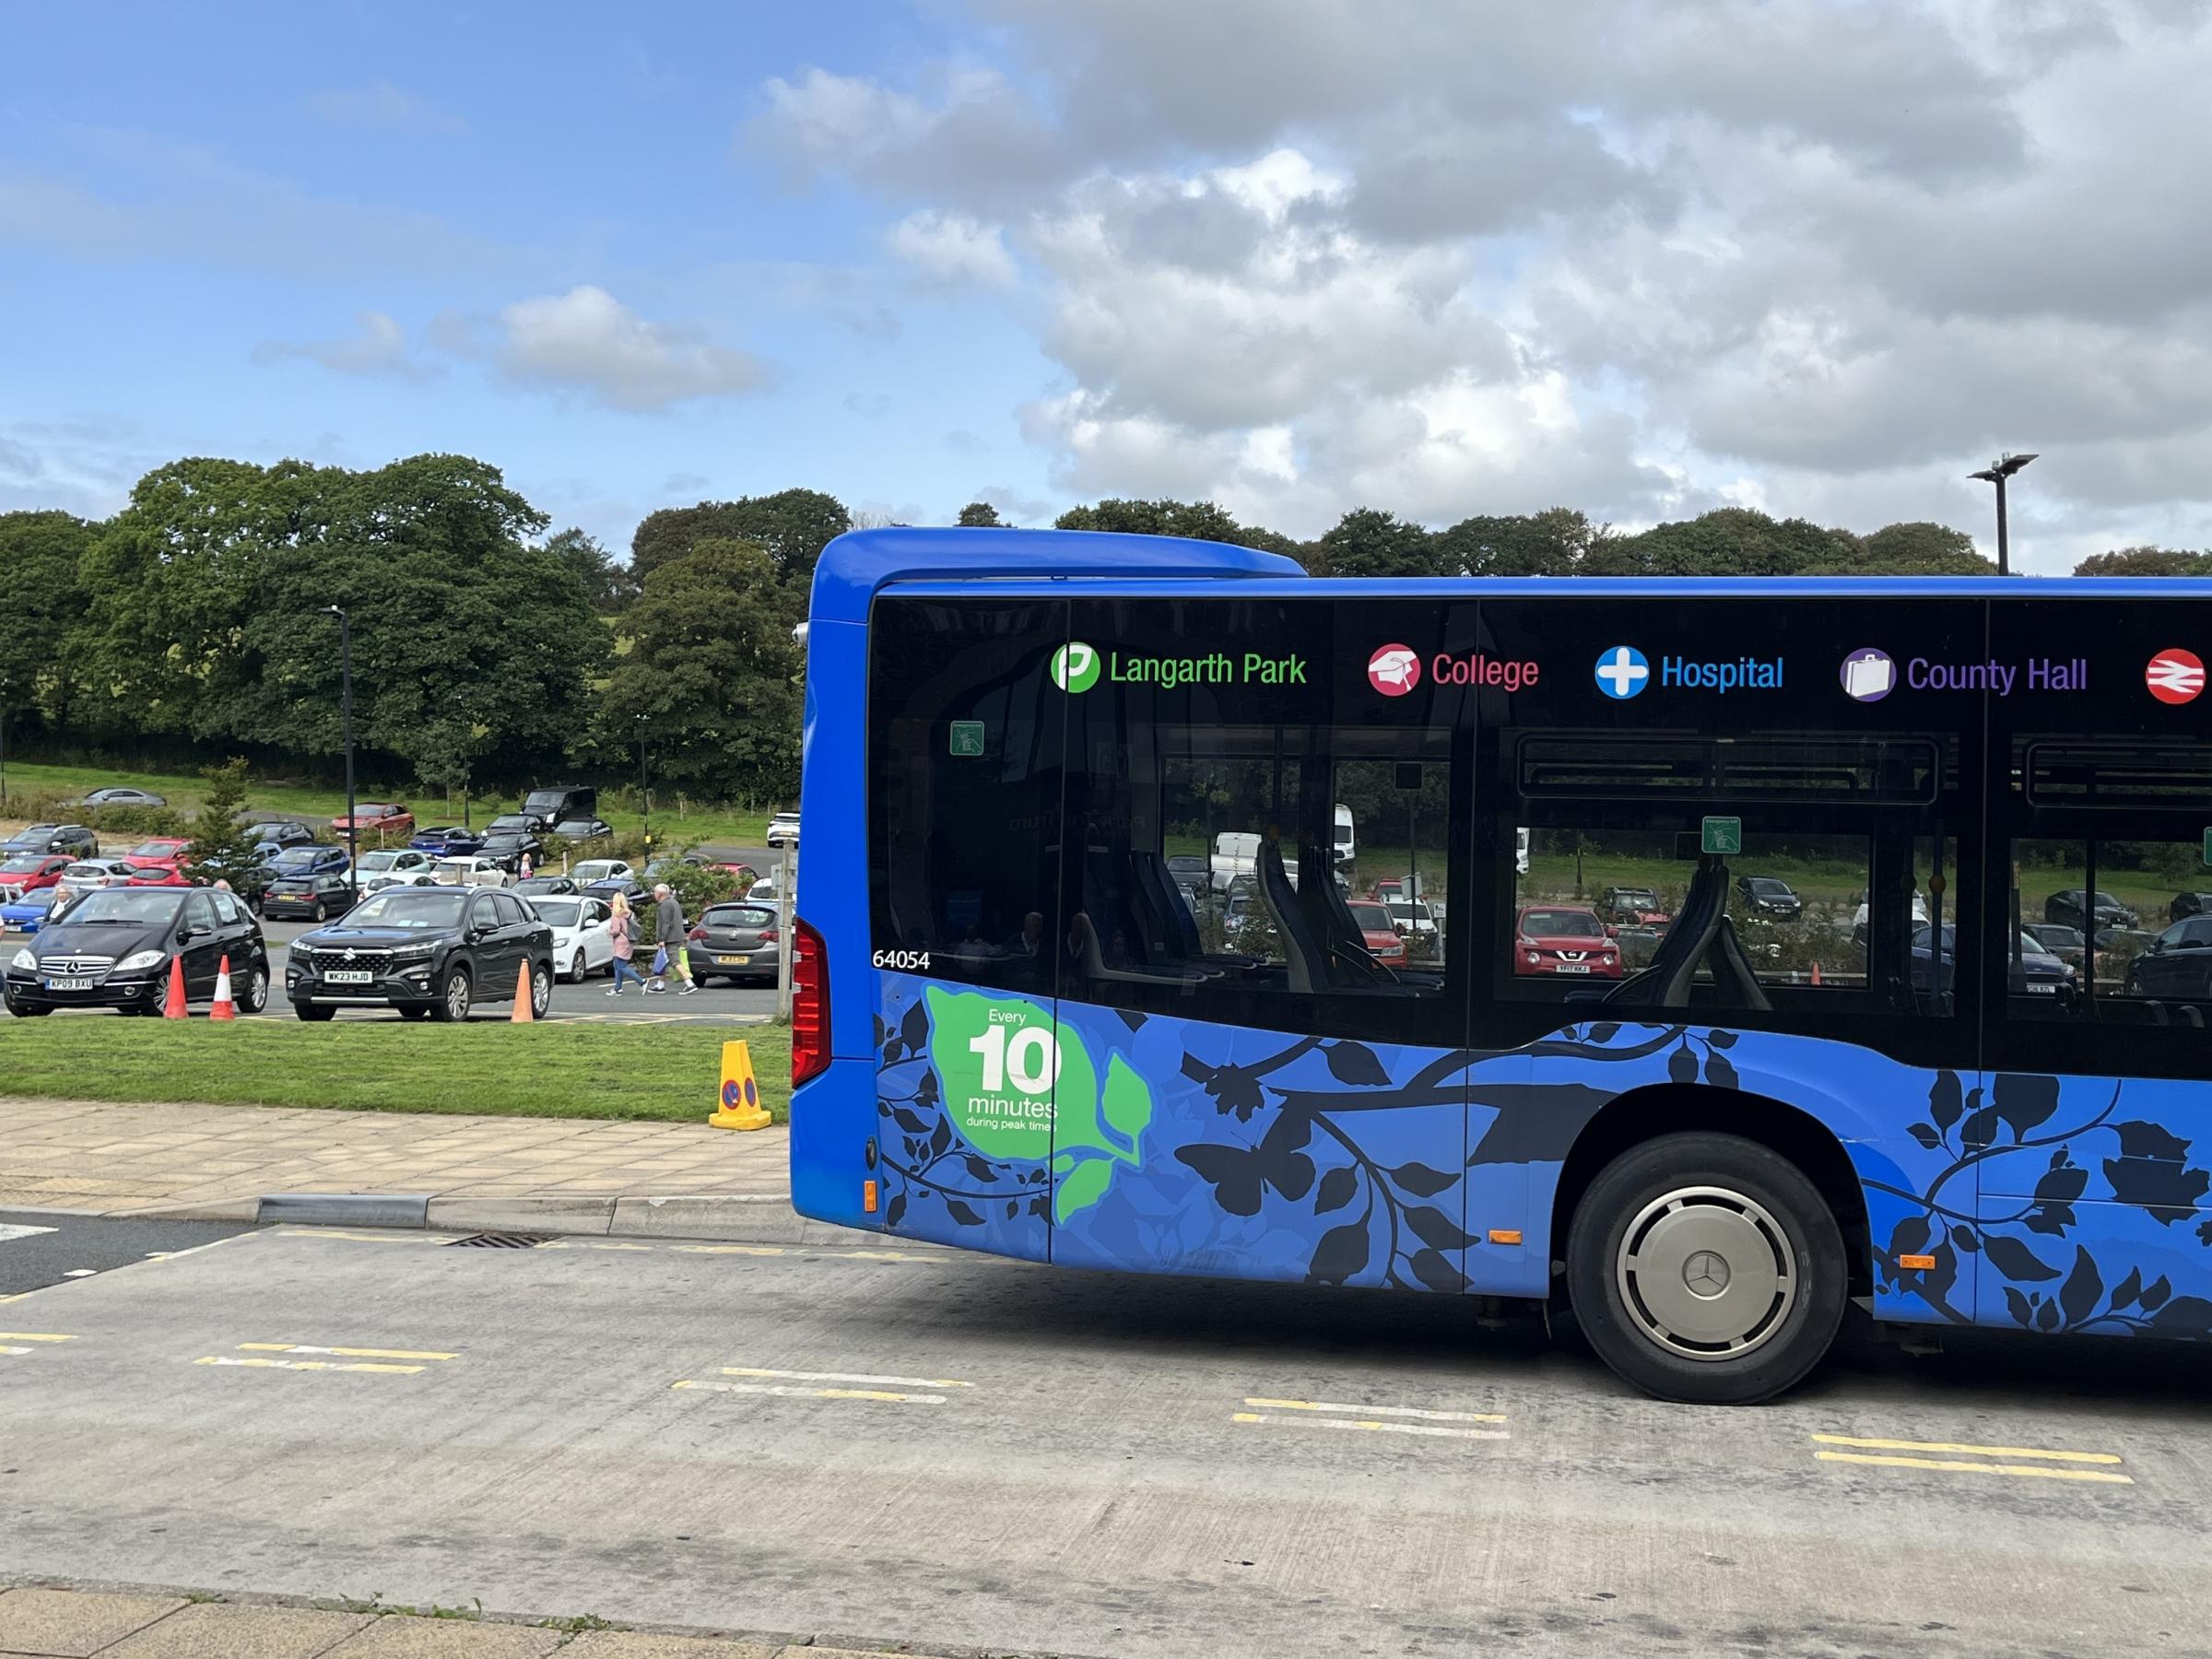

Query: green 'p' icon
[[1051, 641, 1101, 693]]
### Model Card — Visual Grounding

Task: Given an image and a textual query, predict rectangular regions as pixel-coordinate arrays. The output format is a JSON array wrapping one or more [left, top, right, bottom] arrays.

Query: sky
[[4, 0, 2211, 573]]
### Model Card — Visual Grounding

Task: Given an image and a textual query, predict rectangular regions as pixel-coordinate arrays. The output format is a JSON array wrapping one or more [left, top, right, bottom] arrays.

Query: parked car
[[1594, 887, 1670, 929], [1167, 853, 1207, 887], [1385, 898, 1440, 937], [486, 812, 548, 837], [429, 855, 512, 888], [1345, 899, 1406, 963], [353, 848, 437, 893], [287, 884, 552, 1022], [121, 837, 192, 874], [549, 817, 615, 843], [262, 844, 349, 879], [249, 821, 318, 853], [685, 900, 781, 984], [574, 858, 639, 893], [2022, 922, 2087, 969], [526, 894, 615, 982], [4, 885, 270, 1018], [477, 830, 546, 873], [766, 811, 801, 849], [2170, 892, 2212, 924], [3, 823, 100, 858], [1913, 925, 2077, 998], [1851, 892, 1930, 947], [521, 784, 597, 829], [745, 878, 783, 906], [1735, 877, 1803, 920], [125, 863, 193, 888], [512, 875, 580, 898], [1, 887, 63, 934], [330, 803, 415, 840], [76, 786, 168, 808], [409, 825, 488, 856], [55, 859, 139, 897], [260, 872, 359, 923], [2124, 916, 2212, 1000], [0, 854, 72, 900], [1513, 904, 1623, 979], [2046, 888, 2138, 932]]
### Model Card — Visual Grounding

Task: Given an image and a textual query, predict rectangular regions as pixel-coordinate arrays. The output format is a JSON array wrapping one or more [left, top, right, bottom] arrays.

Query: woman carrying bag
[[606, 892, 649, 995]]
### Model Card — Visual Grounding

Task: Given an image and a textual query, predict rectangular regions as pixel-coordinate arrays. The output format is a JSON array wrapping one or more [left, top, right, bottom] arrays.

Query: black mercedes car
[[287, 884, 553, 1022], [3, 885, 269, 1017]]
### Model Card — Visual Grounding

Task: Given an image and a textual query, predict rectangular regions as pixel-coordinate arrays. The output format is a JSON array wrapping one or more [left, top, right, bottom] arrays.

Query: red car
[[1514, 904, 1623, 979], [121, 837, 192, 873], [126, 863, 192, 887], [0, 854, 70, 900], [1346, 899, 1406, 962], [331, 803, 415, 839]]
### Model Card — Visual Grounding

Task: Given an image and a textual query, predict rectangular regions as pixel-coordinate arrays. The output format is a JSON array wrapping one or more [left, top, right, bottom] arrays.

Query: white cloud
[[449, 286, 768, 412], [304, 83, 467, 136], [887, 210, 1017, 287], [252, 312, 441, 382]]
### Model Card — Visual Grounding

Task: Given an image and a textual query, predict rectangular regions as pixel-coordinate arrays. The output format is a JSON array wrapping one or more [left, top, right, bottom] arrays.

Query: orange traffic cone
[[1810, 960, 1822, 986], [511, 957, 535, 1023], [161, 956, 187, 1018], [209, 955, 236, 1021]]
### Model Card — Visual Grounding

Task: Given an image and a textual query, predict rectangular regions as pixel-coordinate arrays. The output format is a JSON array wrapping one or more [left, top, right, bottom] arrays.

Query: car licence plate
[[324, 970, 375, 984], [42, 976, 92, 992], [1555, 962, 1591, 974], [715, 954, 749, 966], [2025, 982, 2057, 994]]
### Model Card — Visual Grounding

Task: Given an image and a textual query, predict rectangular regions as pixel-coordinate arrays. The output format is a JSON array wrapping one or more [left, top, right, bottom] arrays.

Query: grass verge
[[0, 1018, 791, 1124]]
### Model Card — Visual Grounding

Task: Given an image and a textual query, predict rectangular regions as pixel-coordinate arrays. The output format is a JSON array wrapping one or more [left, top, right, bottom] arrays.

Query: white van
[[1211, 831, 1260, 892], [1333, 804, 1355, 866]]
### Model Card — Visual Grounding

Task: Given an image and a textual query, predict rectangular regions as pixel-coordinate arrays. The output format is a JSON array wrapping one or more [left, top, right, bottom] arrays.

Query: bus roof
[[815, 527, 2212, 620]]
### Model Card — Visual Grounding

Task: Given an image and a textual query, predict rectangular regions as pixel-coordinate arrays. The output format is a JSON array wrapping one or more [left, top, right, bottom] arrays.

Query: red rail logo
[[2147, 649, 2204, 705]]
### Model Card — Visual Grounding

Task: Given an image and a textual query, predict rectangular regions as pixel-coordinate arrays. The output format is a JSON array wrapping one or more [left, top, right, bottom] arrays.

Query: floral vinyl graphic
[[871, 973, 2212, 1335]]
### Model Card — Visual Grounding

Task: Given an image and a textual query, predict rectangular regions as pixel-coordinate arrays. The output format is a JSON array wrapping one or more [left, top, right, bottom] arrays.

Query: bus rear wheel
[[1567, 1132, 1844, 1406]]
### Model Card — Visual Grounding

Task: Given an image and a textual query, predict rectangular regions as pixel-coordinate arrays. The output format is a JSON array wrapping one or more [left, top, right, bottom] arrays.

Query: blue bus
[[790, 527, 2212, 1403]]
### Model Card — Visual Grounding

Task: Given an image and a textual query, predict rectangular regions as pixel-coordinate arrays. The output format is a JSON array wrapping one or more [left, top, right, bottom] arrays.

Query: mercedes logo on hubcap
[[1683, 1250, 1731, 1298]]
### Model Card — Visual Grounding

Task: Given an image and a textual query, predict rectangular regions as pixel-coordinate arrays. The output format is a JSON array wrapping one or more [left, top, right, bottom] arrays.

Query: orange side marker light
[[863, 1180, 879, 1214]]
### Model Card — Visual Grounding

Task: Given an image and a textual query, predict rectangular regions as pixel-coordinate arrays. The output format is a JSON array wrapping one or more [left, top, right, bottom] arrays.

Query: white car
[[429, 855, 512, 888], [766, 811, 800, 848], [54, 859, 138, 902], [527, 894, 615, 981], [574, 859, 637, 889], [746, 879, 783, 906], [354, 848, 436, 893]]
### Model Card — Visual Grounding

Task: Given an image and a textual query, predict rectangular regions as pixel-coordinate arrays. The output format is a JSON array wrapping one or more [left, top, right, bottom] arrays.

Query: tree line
[[1, 454, 2200, 810]]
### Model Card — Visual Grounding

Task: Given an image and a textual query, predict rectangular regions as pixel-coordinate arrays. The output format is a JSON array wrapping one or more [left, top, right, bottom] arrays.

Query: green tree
[[1311, 508, 1437, 578], [1434, 508, 1606, 577], [956, 500, 1005, 526], [2074, 546, 2212, 578], [1809, 521, 1992, 576], [629, 488, 851, 586], [180, 759, 267, 896], [598, 539, 805, 805], [1053, 497, 1301, 559], [1587, 508, 1857, 577], [0, 511, 96, 728], [543, 526, 640, 613]]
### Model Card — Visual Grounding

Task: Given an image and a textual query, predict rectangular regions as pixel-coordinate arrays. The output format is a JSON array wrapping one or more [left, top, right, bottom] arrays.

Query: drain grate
[[443, 1232, 556, 1249]]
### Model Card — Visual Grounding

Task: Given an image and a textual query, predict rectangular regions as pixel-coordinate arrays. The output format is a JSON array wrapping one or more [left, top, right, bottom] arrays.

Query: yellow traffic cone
[[511, 957, 535, 1023], [710, 1039, 771, 1130]]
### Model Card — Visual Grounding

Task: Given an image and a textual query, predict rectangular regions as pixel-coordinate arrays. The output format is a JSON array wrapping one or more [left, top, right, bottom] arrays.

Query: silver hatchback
[[688, 901, 780, 985]]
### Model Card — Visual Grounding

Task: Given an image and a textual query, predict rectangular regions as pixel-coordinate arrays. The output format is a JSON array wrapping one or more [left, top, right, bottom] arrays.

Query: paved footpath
[[0, 1584, 978, 1658], [0, 1098, 823, 1241]]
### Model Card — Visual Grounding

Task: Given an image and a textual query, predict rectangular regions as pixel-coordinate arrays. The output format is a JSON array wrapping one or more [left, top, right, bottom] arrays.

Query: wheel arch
[[1547, 1082, 1874, 1302]]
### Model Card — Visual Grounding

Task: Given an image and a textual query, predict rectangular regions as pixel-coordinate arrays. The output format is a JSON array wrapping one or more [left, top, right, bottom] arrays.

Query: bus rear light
[[863, 1179, 878, 1213], [792, 915, 830, 1086]]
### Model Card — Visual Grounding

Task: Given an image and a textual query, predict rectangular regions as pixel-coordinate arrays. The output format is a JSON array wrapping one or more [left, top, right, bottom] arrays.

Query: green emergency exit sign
[[949, 720, 986, 757], [1701, 816, 1743, 856]]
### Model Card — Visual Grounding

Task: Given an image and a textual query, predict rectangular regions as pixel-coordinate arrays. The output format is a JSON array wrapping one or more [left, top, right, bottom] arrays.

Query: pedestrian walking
[[646, 882, 697, 995], [606, 891, 648, 995]]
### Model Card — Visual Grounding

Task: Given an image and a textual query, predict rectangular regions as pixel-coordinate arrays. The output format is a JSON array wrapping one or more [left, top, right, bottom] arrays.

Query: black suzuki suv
[[3, 885, 269, 1017], [288, 884, 553, 1022]]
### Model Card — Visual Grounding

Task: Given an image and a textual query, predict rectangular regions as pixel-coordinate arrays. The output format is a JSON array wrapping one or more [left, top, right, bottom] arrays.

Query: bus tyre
[[1567, 1132, 1845, 1406]]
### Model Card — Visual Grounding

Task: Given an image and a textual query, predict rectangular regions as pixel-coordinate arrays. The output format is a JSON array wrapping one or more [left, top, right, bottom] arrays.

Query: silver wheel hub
[[1618, 1185, 1795, 1361]]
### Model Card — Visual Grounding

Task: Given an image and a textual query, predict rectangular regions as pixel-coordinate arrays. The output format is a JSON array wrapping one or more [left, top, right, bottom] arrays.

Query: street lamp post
[[636, 714, 651, 850], [0, 675, 12, 813], [324, 606, 358, 903], [1970, 452, 2037, 575]]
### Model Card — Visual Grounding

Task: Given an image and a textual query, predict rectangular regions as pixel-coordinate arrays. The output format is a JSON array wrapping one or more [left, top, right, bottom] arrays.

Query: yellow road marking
[[1811, 1433, 2120, 1465], [1231, 1411, 1508, 1441], [0, 1333, 76, 1344], [720, 1365, 971, 1389], [237, 1343, 458, 1361], [283, 1229, 443, 1244], [674, 1380, 945, 1404], [1816, 1452, 2132, 1485], [670, 1245, 786, 1256], [1245, 1395, 1506, 1425], [195, 1357, 426, 1375]]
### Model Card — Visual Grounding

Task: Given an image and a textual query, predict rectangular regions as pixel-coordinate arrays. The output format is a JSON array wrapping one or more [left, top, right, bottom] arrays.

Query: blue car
[[261, 844, 349, 878], [409, 824, 487, 856], [1, 887, 62, 935]]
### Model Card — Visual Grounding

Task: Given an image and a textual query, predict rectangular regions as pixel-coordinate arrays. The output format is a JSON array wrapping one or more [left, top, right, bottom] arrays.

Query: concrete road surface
[[1, 1223, 2206, 1658]]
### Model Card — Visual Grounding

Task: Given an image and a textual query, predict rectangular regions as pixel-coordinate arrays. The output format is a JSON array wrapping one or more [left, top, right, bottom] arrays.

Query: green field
[[0, 1018, 791, 1124], [0, 759, 773, 850]]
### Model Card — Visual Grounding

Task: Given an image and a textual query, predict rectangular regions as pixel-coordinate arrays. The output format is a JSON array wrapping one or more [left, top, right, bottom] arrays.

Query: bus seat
[[1297, 842, 1402, 988], [1067, 910, 1208, 987], [1134, 852, 1206, 959], [1255, 840, 1326, 994], [1708, 914, 1772, 1012], [1605, 859, 1726, 1009]]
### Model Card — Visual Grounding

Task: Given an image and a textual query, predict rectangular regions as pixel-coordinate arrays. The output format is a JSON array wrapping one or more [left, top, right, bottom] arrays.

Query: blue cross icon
[[1594, 645, 1650, 700]]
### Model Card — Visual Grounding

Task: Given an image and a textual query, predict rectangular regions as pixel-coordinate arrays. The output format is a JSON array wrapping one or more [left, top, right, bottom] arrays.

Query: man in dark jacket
[[646, 882, 696, 996]]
